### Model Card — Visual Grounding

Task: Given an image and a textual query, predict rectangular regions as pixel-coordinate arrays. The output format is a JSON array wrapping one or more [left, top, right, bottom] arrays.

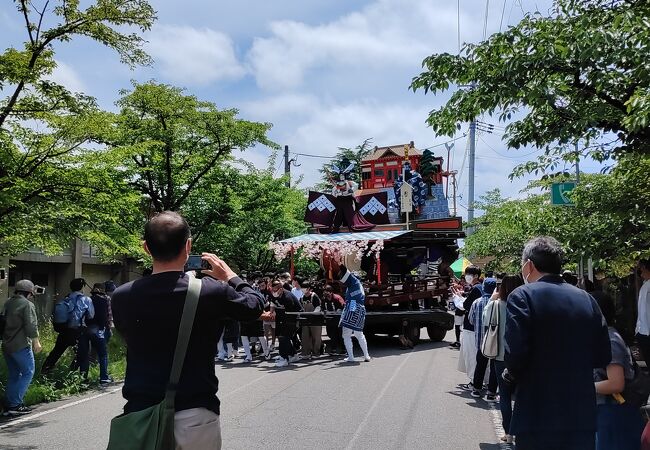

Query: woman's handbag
[[481, 301, 500, 359], [107, 277, 202, 450]]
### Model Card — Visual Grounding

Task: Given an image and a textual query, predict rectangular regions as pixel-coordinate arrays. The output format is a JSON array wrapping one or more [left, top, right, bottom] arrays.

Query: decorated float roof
[[278, 230, 411, 244]]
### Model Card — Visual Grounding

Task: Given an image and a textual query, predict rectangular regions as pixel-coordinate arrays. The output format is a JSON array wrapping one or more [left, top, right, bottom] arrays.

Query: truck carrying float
[[270, 142, 464, 345]]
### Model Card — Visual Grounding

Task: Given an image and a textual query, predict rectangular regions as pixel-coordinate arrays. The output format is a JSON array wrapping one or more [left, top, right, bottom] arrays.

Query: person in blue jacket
[[505, 236, 611, 450], [337, 265, 371, 363]]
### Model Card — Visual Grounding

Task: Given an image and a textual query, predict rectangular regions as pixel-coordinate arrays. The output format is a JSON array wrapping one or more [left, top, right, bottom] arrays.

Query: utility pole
[[284, 145, 290, 188], [467, 118, 477, 223], [575, 141, 585, 283]]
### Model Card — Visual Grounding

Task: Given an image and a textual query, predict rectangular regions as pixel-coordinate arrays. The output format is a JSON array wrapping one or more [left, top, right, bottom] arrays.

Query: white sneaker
[[364, 356, 372, 362], [344, 357, 356, 363], [288, 354, 300, 363], [275, 358, 289, 368]]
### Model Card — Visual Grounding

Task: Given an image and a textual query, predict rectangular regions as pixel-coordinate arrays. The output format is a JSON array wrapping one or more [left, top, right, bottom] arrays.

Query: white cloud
[[47, 61, 87, 93], [248, 0, 461, 91], [146, 25, 246, 86]]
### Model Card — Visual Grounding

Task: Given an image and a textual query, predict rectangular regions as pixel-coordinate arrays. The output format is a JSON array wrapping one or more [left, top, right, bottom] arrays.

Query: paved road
[[0, 332, 505, 449]]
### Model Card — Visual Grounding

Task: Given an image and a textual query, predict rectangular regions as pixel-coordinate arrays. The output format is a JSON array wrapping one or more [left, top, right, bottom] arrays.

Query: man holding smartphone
[[2, 279, 43, 416], [112, 211, 265, 449]]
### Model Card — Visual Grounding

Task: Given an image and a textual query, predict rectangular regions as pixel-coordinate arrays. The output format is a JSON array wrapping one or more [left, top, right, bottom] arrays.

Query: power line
[[499, 0, 508, 31], [478, 135, 541, 160], [422, 134, 468, 151], [292, 152, 336, 159], [483, 0, 491, 40], [457, 0, 462, 53]]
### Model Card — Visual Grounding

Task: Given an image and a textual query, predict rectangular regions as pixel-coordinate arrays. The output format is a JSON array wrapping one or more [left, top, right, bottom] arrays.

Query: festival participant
[[269, 280, 303, 367], [300, 282, 323, 359], [323, 285, 345, 355], [336, 265, 371, 363]]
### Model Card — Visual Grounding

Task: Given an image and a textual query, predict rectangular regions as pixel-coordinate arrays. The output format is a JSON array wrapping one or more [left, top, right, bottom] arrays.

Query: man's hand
[[32, 338, 42, 354], [201, 253, 237, 282]]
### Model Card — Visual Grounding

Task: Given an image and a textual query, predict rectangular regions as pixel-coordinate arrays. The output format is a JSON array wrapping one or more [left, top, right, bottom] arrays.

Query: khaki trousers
[[174, 407, 222, 450], [301, 325, 322, 356]]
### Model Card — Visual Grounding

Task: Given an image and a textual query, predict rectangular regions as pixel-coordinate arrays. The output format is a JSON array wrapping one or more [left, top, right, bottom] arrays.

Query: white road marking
[[0, 387, 122, 430], [345, 351, 413, 450], [488, 401, 514, 449]]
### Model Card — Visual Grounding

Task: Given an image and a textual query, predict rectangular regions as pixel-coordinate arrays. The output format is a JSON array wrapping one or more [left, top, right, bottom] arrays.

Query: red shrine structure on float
[[361, 141, 444, 189]]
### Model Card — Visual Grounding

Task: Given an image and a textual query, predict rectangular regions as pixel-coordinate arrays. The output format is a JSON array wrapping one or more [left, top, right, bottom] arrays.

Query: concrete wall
[[2, 239, 141, 316]]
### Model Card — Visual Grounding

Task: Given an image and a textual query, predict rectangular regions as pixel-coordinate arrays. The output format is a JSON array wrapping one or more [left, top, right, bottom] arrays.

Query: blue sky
[[1, 0, 605, 218]]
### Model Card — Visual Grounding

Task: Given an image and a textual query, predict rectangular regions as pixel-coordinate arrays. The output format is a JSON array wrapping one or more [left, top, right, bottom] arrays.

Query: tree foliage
[[185, 161, 307, 273], [0, 0, 156, 257], [411, 0, 650, 175], [464, 156, 650, 276], [96, 81, 276, 230], [316, 138, 373, 191]]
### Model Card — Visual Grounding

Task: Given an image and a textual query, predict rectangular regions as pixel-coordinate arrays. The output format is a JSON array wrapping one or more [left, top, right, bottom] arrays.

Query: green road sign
[[551, 182, 576, 205]]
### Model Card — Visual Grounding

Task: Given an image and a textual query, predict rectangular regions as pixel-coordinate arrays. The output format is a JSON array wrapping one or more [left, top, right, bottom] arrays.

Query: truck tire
[[407, 324, 421, 345], [427, 325, 447, 342]]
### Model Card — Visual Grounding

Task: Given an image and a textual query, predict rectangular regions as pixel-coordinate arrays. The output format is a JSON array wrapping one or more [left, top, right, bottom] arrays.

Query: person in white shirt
[[636, 259, 650, 367]]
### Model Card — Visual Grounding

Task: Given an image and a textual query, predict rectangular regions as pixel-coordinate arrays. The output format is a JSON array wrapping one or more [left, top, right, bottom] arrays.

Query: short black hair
[[640, 259, 650, 271], [562, 270, 578, 286], [464, 265, 481, 277], [144, 211, 191, 262], [591, 291, 615, 326], [70, 278, 85, 291], [521, 236, 563, 275]]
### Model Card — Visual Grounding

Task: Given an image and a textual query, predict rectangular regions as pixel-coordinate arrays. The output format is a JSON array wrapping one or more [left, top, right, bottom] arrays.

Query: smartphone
[[34, 285, 46, 295], [185, 255, 210, 272]]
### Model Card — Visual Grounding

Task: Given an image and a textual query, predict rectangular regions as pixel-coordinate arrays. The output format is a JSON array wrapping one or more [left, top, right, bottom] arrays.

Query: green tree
[[419, 149, 437, 180], [410, 0, 650, 174], [464, 161, 650, 276], [0, 0, 156, 256], [99, 81, 275, 221], [185, 161, 307, 273], [0, 0, 155, 128]]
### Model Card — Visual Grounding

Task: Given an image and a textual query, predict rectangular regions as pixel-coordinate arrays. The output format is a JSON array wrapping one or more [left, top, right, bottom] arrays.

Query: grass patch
[[1, 322, 126, 406]]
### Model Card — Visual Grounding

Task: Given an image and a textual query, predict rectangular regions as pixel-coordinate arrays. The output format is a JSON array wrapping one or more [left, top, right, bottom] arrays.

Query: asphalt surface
[[0, 331, 504, 449]]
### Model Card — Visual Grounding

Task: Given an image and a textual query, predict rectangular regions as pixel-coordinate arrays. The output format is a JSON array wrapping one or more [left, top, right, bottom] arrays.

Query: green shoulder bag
[[107, 276, 202, 450]]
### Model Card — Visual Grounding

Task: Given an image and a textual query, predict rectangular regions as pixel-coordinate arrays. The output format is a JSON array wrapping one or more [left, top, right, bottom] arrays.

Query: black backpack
[[621, 360, 650, 409]]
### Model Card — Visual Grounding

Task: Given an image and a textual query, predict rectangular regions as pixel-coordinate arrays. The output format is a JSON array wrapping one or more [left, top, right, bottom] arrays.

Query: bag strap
[[164, 276, 202, 408]]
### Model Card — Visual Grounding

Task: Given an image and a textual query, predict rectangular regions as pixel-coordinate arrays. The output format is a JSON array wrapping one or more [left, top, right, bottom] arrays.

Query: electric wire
[[478, 135, 541, 160], [499, 0, 508, 31], [483, 0, 491, 40]]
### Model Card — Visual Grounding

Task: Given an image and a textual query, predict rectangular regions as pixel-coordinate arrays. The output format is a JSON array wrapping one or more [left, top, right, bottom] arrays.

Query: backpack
[[620, 359, 650, 409], [52, 292, 88, 331]]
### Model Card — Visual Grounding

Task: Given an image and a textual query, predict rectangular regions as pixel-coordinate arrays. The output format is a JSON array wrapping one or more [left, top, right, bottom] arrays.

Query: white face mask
[[465, 275, 474, 284], [522, 260, 531, 284]]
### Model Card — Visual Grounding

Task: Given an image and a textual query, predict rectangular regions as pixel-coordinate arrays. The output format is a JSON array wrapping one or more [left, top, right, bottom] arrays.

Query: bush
[[1, 322, 126, 406]]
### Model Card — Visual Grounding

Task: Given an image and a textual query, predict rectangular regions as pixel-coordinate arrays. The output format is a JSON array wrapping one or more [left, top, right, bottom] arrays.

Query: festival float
[[271, 141, 464, 345]]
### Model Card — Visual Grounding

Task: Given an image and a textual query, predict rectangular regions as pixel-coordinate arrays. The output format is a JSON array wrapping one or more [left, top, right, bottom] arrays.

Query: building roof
[[279, 230, 412, 244], [363, 143, 421, 162]]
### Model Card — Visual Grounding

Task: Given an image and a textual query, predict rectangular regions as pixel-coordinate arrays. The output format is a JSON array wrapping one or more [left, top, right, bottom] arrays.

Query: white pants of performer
[[241, 335, 269, 360], [342, 327, 370, 360], [217, 334, 235, 360]]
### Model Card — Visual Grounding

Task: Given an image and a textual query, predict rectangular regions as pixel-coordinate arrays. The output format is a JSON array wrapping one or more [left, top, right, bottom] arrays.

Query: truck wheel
[[407, 324, 421, 345], [427, 325, 447, 342]]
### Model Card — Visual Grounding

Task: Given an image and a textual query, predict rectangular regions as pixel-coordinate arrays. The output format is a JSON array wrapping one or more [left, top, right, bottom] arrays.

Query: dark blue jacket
[[504, 275, 611, 434]]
